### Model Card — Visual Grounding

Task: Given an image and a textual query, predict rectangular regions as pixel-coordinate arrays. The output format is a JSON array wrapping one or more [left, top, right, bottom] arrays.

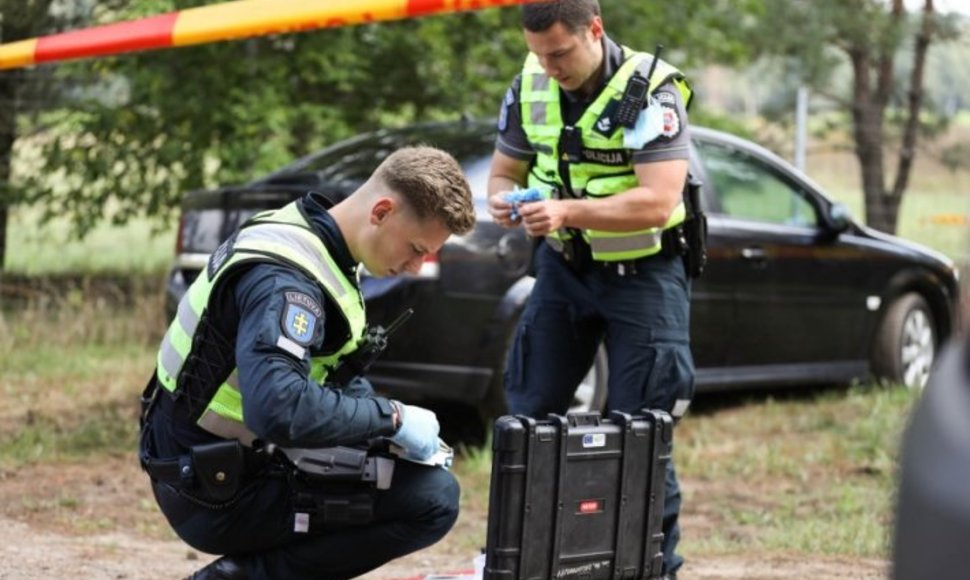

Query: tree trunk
[[0, 0, 55, 271], [847, 46, 896, 233], [0, 70, 16, 271], [0, 4, 28, 272], [852, 0, 935, 235], [887, 0, 935, 234]]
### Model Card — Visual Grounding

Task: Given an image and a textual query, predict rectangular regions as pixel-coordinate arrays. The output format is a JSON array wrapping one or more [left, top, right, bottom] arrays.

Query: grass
[[0, 286, 164, 468], [0, 288, 925, 568], [441, 384, 917, 562], [3, 401, 141, 465], [4, 205, 177, 276], [448, 441, 496, 554], [675, 385, 918, 558], [0, 340, 152, 466]]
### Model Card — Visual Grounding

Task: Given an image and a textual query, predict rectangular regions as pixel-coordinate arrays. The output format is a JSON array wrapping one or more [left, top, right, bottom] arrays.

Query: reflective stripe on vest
[[520, 46, 693, 261], [155, 200, 366, 443]]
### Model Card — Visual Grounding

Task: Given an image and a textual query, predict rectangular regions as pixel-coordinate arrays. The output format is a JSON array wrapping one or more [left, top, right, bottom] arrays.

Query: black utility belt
[[547, 226, 685, 275], [598, 251, 679, 277]]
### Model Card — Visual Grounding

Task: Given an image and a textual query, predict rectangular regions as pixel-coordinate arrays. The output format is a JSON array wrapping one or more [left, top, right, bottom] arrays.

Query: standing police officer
[[486, 1, 695, 577], [140, 146, 476, 579]]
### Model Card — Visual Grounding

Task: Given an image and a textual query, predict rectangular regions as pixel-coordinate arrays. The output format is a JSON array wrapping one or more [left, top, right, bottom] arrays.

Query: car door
[[685, 150, 732, 371], [693, 136, 869, 373]]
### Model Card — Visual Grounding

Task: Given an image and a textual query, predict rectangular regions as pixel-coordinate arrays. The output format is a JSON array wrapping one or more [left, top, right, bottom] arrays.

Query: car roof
[[263, 120, 787, 178], [254, 119, 832, 212], [258, 119, 496, 185]]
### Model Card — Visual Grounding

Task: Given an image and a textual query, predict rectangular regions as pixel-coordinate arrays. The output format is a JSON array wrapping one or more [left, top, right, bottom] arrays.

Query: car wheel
[[569, 344, 609, 413], [872, 292, 937, 389]]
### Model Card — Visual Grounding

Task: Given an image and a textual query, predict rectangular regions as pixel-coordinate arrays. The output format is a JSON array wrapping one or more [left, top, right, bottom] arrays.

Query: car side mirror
[[826, 203, 852, 234]]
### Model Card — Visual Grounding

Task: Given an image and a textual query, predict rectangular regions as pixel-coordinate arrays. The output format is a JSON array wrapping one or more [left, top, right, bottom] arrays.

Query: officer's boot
[[184, 556, 248, 580]]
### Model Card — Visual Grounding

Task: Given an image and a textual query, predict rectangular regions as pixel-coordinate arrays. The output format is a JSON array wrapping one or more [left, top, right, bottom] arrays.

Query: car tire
[[872, 292, 937, 389], [569, 344, 609, 413]]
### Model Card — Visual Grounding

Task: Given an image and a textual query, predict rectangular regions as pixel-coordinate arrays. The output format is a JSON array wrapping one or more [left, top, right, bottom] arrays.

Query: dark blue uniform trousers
[[153, 460, 459, 579], [505, 242, 695, 574]]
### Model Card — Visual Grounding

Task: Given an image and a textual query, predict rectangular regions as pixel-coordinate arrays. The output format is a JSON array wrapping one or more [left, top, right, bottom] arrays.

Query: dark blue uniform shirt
[[152, 192, 396, 457]]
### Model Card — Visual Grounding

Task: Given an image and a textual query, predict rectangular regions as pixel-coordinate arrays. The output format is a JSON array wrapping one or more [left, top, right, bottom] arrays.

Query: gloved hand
[[504, 186, 546, 222], [388, 402, 440, 462]]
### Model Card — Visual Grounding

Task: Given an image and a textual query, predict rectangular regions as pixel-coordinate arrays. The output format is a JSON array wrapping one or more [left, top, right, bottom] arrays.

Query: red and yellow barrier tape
[[0, 0, 541, 70]]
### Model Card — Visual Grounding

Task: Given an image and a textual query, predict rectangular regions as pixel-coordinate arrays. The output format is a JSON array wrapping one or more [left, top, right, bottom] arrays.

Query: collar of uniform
[[300, 191, 359, 283], [560, 34, 624, 105]]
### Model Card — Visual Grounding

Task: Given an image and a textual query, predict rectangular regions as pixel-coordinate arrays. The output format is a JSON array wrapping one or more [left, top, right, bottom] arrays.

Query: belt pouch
[[191, 440, 245, 503], [293, 489, 375, 527]]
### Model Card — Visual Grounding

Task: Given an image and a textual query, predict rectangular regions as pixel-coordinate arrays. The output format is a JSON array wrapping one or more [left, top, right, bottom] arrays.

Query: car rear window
[[278, 123, 496, 190], [179, 209, 227, 254]]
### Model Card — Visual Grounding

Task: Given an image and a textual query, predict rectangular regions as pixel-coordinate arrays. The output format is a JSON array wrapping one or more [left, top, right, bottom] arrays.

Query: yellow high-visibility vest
[[156, 201, 365, 444], [519, 46, 693, 261]]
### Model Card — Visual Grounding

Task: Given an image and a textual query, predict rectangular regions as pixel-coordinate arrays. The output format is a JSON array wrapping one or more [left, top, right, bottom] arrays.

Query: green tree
[[8, 0, 763, 244], [606, 0, 763, 68], [0, 0, 53, 269], [754, 0, 960, 234], [11, 1, 529, 239]]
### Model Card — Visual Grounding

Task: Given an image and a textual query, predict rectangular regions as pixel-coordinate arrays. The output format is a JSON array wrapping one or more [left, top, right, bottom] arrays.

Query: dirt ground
[[0, 455, 888, 580]]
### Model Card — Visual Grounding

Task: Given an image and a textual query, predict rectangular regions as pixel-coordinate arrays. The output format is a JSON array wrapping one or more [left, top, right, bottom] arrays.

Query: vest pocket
[[582, 173, 639, 198], [527, 172, 560, 198]]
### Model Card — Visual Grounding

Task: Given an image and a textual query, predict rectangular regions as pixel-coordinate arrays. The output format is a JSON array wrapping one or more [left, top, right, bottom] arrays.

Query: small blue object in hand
[[504, 187, 545, 221]]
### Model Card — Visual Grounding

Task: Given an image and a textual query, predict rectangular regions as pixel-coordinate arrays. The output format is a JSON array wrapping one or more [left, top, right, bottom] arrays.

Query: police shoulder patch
[[280, 291, 323, 347], [659, 102, 682, 140]]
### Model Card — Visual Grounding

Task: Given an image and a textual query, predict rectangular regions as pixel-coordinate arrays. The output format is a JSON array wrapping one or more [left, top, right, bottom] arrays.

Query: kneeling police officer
[[139, 146, 476, 579]]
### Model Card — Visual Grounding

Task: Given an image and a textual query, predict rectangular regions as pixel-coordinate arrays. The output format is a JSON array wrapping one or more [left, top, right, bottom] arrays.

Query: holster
[[281, 445, 395, 490], [681, 173, 708, 279], [660, 226, 688, 259], [559, 232, 591, 274]]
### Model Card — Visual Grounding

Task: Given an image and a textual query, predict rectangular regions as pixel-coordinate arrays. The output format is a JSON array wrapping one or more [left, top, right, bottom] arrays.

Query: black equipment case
[[484, 410, 673, 580]]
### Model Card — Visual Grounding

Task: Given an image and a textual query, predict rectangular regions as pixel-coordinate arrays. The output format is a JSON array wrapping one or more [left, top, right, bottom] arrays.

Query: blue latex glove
[[388, 402, 440, 461], [504, 187, 545, 222]]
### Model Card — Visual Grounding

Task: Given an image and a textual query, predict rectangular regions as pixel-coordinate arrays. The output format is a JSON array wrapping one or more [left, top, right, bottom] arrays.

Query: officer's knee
[[435, 468, 461, 522], [643, 343, 695, 416], [417, 468, 460, 541]]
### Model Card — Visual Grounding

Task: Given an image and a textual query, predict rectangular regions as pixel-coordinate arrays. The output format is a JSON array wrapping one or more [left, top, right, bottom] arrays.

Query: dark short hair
[[374, 146, 476, 235], [522, 0, 600, 34]]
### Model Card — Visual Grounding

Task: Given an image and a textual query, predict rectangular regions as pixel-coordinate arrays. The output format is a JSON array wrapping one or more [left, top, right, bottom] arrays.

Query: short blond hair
[[374, 146, 476, 235]]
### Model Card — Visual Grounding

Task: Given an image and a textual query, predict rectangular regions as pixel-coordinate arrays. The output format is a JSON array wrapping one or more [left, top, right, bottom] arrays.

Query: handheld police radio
[[614, 44, 664, 128], [330, 308, 414, 383]]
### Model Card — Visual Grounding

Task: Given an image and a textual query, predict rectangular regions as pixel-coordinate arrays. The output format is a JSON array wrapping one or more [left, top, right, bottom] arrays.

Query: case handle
[[564, 412, 603, 427]]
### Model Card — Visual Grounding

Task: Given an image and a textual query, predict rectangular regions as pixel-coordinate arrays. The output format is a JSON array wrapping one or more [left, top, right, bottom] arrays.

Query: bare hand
[[518, 200, 567, 237]]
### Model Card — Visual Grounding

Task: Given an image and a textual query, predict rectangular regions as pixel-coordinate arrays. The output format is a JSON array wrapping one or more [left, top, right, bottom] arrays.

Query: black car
[[167, 119, 961, 429]]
